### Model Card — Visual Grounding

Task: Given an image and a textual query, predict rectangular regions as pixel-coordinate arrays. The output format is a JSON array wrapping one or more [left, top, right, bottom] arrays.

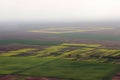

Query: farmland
[[28, 27, 113, 34], [0, 57, 119, 80], [0, 43, 120, 63], [1, 24, 120, 80], [0, 39, 62, 45], [0, 43, 120, 80]]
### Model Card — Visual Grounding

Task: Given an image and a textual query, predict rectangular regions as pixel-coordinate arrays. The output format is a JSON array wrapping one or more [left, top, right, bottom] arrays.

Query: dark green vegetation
[[0, 43, 120, 80], [53, 33, 120, 41], [0, 39, 62, 45]]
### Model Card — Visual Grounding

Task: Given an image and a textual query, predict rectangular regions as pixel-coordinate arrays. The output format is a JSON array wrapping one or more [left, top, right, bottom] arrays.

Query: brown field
[[0, 75, 64, 80]]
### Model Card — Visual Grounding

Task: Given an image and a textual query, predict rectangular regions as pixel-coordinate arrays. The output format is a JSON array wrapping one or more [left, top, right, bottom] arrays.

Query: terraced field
[[0, 43, 120, 63], [0, 43, 120, 80]]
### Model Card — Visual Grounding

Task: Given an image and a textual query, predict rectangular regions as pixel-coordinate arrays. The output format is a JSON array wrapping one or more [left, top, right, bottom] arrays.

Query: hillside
[[0, 43, 120, 80]]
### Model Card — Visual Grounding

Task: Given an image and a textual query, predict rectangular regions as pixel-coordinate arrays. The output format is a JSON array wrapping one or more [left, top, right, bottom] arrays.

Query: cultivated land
[[0, 43, 120, 80], [1, 24, 120, 80]]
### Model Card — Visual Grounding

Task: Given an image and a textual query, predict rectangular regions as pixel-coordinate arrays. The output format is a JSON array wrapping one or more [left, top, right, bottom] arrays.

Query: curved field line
[[0, 48, 36, 57]]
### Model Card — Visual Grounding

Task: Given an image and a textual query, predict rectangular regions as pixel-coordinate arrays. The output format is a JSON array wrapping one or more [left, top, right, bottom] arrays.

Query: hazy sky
[[0, 0, 120, 22]]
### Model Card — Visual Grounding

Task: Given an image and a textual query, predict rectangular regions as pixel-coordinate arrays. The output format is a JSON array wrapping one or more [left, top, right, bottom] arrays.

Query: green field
[[26, 32, 120, 41], [0, 57, 119, 80], [49, 33, 120, 41], [0, 39, 62, 45], [0, 43, 120, 80]]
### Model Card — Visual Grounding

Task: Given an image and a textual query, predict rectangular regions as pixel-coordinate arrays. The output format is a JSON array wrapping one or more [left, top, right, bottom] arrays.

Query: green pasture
[[0, 57, 119, 80]]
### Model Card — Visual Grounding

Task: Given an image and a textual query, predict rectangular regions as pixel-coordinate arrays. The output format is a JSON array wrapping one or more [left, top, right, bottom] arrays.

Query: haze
[[0, 0, 120, 22]]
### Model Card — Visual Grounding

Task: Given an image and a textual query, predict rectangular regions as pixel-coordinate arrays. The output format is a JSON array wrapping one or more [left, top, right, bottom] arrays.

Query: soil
[[0, 75, 17, 80], [26, 77, 64, 80], [112, 73, 120, 80], [0, 75, 64, 80]]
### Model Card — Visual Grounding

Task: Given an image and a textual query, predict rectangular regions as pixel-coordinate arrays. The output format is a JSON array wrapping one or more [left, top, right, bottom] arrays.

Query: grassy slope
[[0, 57, 119, 80], [0, 44, 120, 80]]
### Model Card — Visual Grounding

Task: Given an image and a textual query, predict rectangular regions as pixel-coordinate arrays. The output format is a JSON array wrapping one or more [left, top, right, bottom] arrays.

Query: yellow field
[[28, 27, 113, 34]]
